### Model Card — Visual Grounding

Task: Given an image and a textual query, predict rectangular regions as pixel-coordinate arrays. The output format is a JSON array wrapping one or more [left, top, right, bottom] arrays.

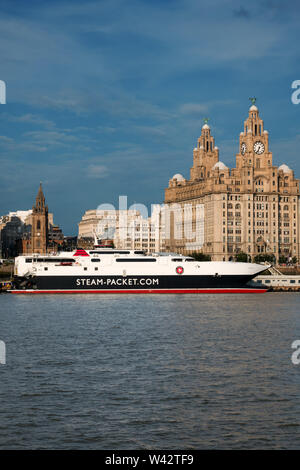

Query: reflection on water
[[0, 293, 299, 449]]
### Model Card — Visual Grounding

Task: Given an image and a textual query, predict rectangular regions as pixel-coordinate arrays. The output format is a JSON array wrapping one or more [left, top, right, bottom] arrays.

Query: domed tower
[[190, 119, 219, 181], [168, 173, 186, 188], [31, 182, 48, 254], [236, 98, 272, 170]]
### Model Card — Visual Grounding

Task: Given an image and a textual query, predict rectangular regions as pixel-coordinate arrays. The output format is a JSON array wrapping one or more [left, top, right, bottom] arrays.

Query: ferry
[[10, 248, 270, 294]]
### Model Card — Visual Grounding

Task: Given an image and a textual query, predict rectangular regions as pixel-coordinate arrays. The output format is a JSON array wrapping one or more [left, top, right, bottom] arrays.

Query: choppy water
[[0, 292, 300, 449]]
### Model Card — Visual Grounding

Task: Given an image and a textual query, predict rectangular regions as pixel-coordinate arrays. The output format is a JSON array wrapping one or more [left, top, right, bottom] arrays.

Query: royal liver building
[[164, 101, 300, 262]]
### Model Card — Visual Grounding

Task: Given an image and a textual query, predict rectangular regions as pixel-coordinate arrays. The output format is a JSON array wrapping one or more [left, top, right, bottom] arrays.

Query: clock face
[[253, 141, 265, 155], [241, 143, 246, 155]]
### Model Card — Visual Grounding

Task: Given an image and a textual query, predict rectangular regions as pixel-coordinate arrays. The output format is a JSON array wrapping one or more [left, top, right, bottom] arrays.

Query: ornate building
[[31, 183, 49, 254], [0, 185, 63, 257], [164, 101, 300, 262]]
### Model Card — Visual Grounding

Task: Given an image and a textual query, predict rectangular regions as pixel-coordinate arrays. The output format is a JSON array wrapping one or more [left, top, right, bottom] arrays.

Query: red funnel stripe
[[73, 249, 89, 257]]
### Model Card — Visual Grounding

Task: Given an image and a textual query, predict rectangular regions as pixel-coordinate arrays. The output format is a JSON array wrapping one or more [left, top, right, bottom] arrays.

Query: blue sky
[[0, 0, 300, 235]]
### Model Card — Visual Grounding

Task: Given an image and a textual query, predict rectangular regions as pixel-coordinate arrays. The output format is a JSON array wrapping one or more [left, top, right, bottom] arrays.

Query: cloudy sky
[[0, 0, 300, 234]]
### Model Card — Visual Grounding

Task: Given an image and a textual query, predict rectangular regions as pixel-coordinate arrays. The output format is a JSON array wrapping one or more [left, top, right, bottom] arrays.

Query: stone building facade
[[30, 183, 49, 254], [0, 212, 30, 258], [18, 184, 62, 255], [164, 102, 300, 262], [78, 207, 165, 253]]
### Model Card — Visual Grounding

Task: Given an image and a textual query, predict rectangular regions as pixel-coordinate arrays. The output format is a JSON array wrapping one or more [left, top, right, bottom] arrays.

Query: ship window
[[44, 267, 48, 271], [36, 258, 74, 263], [185, 258, 195, 261], [134, 251, 145, 254], [264, 280, 271, 283], [95, 267, 98, 271], [84, 267, 87, 271], [290, 280, 295, 284], [25, 258, 32, 263], [89, 250, 130, 254], [91, 259, 100, 262], [172, 258, 183, 262], [115, 258, 156, 262]]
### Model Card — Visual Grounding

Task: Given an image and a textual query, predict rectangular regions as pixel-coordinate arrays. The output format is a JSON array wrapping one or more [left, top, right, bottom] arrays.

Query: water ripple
[[0, 292, 300, 449]]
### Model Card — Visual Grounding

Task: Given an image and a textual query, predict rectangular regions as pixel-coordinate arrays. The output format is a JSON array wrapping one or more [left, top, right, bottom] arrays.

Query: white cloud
[[8, 113, 55, 129], [0, 135, 14, 144], [179, 103, 209, 115], [86, 164, 109, 179]]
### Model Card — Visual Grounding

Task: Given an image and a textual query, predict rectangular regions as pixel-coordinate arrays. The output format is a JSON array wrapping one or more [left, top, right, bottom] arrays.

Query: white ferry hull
[[11, 250, 270, 294]]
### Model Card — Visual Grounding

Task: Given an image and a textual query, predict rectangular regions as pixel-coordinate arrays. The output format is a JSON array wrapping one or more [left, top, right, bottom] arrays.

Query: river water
[[0, 292, 299, 449]]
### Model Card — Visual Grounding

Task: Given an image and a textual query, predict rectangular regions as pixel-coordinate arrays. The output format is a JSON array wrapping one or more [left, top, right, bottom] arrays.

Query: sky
[[0, 0, 300, 235]]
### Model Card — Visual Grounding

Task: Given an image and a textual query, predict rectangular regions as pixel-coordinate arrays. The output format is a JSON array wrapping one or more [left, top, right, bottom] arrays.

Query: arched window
[[37, 220, 41, 230]]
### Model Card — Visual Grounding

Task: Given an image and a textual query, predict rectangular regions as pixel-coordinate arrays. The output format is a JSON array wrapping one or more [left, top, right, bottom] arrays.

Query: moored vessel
[[10, 248, 269, 294]]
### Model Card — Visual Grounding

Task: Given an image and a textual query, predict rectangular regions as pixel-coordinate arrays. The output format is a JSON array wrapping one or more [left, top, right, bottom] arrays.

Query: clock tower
[[236, 98, 272, 170], [165, 99, 299, 262], [31, 183, 48, 254]]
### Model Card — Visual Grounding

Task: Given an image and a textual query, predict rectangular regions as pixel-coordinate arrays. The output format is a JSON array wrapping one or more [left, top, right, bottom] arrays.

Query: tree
[[254, 254, 274, 264], [235, 251, 248, 262], [191, 252, 211, 261]]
